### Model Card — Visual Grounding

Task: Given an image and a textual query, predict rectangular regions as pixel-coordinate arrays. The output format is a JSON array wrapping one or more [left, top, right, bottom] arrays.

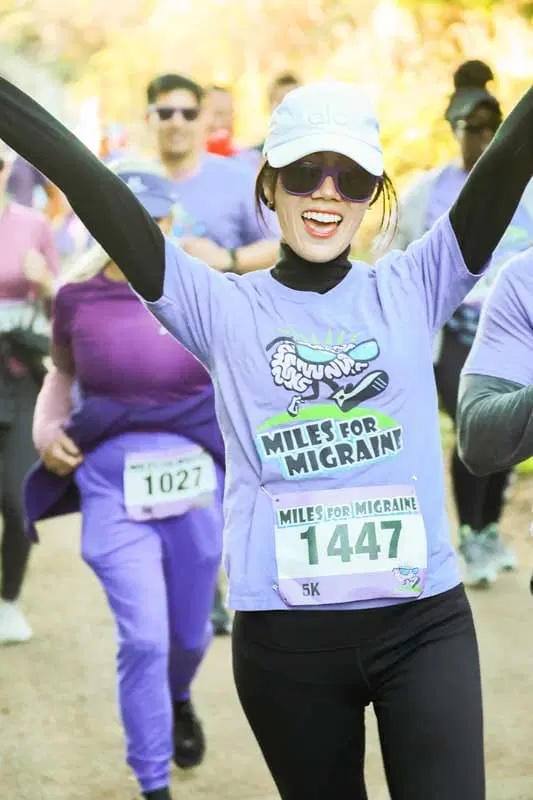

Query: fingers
[[43, 453, 82, 477], [43, 436, 84, 476], [57, 433, 81, 457]]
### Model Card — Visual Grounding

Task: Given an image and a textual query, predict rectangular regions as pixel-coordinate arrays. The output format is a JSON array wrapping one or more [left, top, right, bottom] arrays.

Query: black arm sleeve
[[0, 76, 164, 301], [449, 86, 533, 275], [457, 373, 533, 475]]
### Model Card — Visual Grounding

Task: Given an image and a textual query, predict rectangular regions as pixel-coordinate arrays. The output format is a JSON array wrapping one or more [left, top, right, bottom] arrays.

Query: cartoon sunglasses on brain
[[267, 336, 389, 417], [393, 566, 421, 590]]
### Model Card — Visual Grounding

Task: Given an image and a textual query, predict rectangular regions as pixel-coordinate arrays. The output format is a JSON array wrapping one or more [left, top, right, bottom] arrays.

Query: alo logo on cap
[[307, 105, 350, 127], [274, 103, 352, 129]]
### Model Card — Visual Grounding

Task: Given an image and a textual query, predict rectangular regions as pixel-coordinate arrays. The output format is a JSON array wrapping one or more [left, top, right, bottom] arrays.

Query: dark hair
[[146, 74, 204, 106], [445, 60, 502, 126], [453, 59, 494, 91], [254, 163, 398, 240], [268, 72, 301, 99]]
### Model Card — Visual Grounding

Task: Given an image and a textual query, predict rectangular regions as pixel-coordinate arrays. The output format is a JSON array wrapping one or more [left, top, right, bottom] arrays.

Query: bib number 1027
[[143, 466, 202, 497], [300, 520, 402, 566]]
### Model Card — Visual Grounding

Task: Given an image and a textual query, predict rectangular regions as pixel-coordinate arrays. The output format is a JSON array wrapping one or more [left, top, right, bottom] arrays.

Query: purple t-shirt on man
[[143, 214, 488, 612], [462, 249, 533, 385], [53, 272, 210, 406], [169, 152, 278, 244]]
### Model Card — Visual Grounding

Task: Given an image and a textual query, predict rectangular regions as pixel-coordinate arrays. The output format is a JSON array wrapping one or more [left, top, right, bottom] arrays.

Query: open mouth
[[301, 210, 343, 239]]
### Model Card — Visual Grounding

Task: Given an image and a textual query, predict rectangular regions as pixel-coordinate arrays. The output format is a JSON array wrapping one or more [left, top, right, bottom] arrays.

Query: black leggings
[[233, 585, 484, 800], [434, 327, 510, 530], [0, 374, 38, 601]]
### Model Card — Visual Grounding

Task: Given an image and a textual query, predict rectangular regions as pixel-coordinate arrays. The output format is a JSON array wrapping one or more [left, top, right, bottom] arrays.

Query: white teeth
[[302, 211, 342, 224]]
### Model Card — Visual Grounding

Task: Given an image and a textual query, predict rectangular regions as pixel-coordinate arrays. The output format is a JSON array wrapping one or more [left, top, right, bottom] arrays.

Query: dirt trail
[[1, 469, 533, 799]]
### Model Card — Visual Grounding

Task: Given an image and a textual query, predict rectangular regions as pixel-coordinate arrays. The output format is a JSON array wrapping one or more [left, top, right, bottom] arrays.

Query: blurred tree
[[0, 0, 158, 78], [0, 0, 530, 230], [398, 0, 533, 19]]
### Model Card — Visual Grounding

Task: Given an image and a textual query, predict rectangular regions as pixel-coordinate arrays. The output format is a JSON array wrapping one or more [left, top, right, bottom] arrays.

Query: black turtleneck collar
[[271, 242, 352, 294]]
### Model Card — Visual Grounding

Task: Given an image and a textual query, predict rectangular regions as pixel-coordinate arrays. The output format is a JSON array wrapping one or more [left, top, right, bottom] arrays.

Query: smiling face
[[147, 88, 206, 164], [266, 152, 372, 263]]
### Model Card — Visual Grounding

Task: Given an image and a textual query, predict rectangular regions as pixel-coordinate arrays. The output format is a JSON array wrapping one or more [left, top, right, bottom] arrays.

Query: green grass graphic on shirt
[[258, 404, 397, 432]]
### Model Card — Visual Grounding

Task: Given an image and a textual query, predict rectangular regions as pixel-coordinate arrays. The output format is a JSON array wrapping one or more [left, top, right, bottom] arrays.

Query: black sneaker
[[173, 700, 206, 769], [142, 788, 172, 799], [213, 618, 232, 636]]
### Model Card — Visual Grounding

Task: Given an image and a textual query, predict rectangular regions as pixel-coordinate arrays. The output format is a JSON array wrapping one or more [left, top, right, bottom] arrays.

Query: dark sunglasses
[[454, 120, 499, 136], [279, 160, 379, 203], [150, 105, 201, 122]]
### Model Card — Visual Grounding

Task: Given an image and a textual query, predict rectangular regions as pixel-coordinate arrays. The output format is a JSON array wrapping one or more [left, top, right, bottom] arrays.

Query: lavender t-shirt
[[143, 214, 487, 611], [170, 153, 278, 244], [427, 165, 533, 346], [463, 249, 533, 385], [53, 272, 210, 405], [425, 163, 466, 231]]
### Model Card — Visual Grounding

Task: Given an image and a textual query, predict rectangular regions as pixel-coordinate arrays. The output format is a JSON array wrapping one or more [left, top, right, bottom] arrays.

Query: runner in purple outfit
[[32, 168, 223, 800]]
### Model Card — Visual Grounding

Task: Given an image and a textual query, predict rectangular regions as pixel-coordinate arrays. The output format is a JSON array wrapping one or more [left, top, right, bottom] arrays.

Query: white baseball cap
[[263, 80, 383, 177]]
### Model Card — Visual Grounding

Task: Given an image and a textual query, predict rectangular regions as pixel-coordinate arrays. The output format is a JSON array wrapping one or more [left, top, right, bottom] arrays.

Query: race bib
[[124, 444, 216, 521], [273, 484, 427, 606]]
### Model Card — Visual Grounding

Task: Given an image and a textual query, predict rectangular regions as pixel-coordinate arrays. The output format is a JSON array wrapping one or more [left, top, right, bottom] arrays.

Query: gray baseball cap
[[445, 87, 500, 126]]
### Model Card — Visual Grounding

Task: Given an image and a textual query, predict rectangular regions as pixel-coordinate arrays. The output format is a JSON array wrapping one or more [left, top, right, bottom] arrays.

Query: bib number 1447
[[300, 520, 402, 566]]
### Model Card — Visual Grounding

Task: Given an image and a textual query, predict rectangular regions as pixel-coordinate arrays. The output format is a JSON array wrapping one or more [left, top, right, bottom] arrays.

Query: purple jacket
[[23, 387, 224, 542]]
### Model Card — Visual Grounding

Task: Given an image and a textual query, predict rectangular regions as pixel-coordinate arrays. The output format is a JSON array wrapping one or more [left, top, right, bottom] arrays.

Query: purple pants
[[75, 432, 223, 792]]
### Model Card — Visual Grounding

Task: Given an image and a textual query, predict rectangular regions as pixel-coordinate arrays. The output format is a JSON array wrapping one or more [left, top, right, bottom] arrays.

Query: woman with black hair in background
[[389, 60, 533, 587]]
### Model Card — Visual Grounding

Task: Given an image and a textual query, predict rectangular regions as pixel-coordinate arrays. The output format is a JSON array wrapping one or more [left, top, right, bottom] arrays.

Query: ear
[[263, 183, 275, 209]]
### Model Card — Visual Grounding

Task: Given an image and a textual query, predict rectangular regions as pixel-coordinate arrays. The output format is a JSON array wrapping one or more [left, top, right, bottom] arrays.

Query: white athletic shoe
[[458, 526, 497, 587], [0, 601, 33, 644], [481, 524, 518, 572]]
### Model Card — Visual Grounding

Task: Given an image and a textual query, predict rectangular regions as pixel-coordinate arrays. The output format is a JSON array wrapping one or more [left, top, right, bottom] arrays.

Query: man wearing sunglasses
[[146, 73, 279, 276], [146, 74, 279, 636]]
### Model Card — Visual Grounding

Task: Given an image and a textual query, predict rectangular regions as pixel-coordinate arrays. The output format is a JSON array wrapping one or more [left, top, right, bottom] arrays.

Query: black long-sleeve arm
[[0, 77, 164, 301], [457, 373, 533, 475], [449, 85, 533, 274]]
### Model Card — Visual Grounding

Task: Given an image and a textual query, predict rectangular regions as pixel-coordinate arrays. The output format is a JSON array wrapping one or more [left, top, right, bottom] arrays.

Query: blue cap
[[118, 171, 177, 219]]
